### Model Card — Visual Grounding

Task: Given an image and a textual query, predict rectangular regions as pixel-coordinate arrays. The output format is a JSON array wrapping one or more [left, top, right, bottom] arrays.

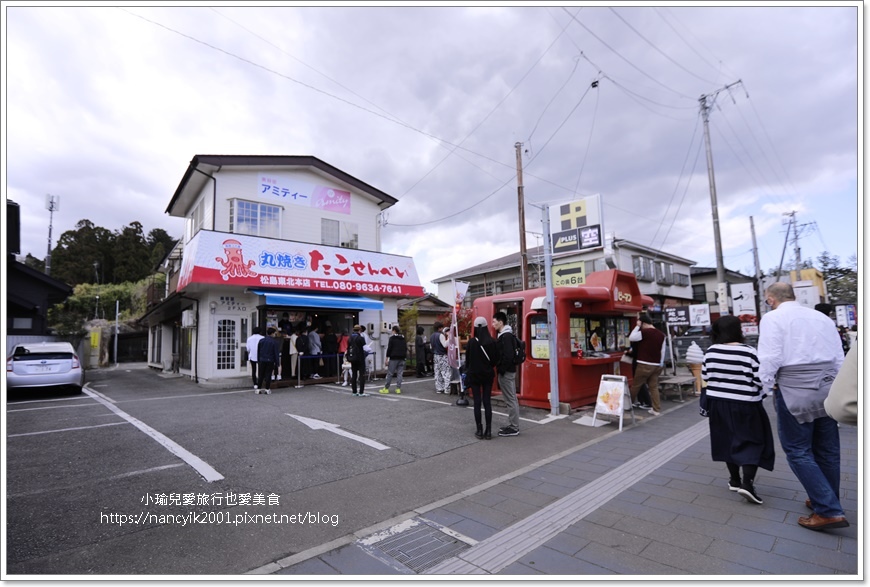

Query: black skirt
[[707, 396, 775, 471]]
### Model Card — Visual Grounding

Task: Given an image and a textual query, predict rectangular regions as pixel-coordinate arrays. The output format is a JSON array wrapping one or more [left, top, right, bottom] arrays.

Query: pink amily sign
[[260, 175, 351, 215]]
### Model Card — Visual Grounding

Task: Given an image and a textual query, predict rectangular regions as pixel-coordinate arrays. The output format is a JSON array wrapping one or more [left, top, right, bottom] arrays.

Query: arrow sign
[[286, 414, 391, 451], [555, 266, 583, 277]]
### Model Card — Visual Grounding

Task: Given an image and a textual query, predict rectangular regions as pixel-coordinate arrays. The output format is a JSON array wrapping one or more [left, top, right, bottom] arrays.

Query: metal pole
[[515, 142, 529, 291], [750, 216, 763, 316], [775, 216, 792, 282], [115, 300, 120, 368], [542, 205, 559, 416], [45, 194, 58, 276]]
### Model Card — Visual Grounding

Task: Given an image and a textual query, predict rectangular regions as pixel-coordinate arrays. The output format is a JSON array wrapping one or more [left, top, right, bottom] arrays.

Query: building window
[[230, 200, 281, 238], [186, 201, 204, 241], [12, 317, 33, 330], [692, 284, 707, 302], [467, 283, 494, 301], [655, 262, 673, 285], [632, 256, 654, 282], [674, 273, 690, 287], [321, 218, 359, 249]]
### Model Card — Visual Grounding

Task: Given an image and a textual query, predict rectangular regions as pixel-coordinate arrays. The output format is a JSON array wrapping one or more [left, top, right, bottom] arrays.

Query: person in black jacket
[[415, 326, 428, 377], [256, 328, 282, 395], [379, 325, 407, 394], [348, 325, 369, 397], [466, 316, 499, 439]]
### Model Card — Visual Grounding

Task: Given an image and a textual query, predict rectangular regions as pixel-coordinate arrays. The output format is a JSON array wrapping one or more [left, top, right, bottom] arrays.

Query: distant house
[[6, 199, 73, 338], [432, 237, 697, 317], [397, 293, 452, 339], [690, 266, 756, 319]]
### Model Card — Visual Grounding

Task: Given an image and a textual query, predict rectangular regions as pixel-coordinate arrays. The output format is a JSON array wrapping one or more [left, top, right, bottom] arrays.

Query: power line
[[561, 7, 695, 101], [608, 7, 720, 86]]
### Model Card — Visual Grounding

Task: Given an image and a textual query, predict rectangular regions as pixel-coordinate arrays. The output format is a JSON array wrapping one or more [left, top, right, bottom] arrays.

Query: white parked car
[[6, 342, 85, 393]]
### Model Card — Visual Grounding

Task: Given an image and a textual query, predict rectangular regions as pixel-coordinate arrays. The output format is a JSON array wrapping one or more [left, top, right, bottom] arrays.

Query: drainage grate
[[373, 523, 471, 573]]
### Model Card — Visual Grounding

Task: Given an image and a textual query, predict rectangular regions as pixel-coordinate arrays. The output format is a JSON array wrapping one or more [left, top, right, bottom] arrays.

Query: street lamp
[[95, 295, 100, 321]]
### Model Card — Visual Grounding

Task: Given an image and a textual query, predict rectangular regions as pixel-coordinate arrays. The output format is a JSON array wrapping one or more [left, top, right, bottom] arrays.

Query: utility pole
[[45, 194, 59, 276], [699, 80, 742, 316], [750, 216, 763, 315], [515, 142, 529, 291]]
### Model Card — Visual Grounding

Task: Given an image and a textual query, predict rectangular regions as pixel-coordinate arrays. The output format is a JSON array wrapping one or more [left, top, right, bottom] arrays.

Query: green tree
[[112, 221, 152, 283], [147, 228, 178, 270], [23, 253, 45, 272], [50, 220, 115, 287], [816, 251, 858, 304]]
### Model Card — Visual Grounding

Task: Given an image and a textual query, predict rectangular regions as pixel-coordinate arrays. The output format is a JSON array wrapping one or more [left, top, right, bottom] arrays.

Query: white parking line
[[83, 387, 224, 483], [7, 421, 130, 437]]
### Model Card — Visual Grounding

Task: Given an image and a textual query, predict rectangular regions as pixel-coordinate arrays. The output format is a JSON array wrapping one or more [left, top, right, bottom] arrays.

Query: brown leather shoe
[[798, 513, 849, 531]]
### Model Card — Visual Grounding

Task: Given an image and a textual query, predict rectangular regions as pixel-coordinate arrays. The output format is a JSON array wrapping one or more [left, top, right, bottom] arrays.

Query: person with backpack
[[467, 317, 499, 439], [493, 311, 522, 437], [347, 324, 369, 397]]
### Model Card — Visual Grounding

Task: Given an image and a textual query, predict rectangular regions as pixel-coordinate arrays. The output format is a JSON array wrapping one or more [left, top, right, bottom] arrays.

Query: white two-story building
[[142, 155, 423, 383]]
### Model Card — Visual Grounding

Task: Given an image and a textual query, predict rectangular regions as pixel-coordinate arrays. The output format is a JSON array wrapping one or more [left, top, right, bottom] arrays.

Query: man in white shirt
[[245, 328, 265, 392], [758, 282, 847, 531]]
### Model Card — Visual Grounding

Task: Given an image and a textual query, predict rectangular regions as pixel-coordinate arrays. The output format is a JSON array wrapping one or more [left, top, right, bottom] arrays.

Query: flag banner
[[453, 280, 470, 310]]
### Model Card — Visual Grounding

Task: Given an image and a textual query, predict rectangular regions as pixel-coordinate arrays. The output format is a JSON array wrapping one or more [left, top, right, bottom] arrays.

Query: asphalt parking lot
[[5, 364, 616, 575]]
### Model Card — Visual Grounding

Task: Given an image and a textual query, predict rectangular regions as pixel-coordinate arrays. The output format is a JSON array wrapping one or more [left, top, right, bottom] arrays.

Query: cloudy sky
[[3, 3, 861, 292]]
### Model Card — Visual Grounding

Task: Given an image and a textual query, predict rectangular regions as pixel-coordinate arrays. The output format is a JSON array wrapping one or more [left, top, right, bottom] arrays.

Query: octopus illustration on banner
[[215, 239, 258, 280]]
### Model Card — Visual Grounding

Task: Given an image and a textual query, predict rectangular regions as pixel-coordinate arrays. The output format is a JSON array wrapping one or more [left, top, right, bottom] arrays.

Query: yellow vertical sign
[[552, 262, 585, 287], [90, 330, 101, 348]]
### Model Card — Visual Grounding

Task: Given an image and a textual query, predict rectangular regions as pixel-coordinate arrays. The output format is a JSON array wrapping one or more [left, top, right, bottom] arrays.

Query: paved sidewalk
[[254, 398, 860, 577]]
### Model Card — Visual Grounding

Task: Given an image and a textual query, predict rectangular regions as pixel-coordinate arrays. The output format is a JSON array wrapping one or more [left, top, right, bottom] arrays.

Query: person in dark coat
[[321, 326, 339, 378], [466, 317, 499, 440], [415, 326, 428, 377], [256, 328, 282, 395], [348, 325, 369, 397]]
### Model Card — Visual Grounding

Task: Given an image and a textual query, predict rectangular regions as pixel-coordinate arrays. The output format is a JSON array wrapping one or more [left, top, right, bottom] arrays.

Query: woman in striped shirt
[[703, 315, 775, 505]]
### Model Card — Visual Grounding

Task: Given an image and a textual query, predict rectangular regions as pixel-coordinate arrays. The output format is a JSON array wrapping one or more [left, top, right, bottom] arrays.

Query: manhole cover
[[372, 522, 471, 574]]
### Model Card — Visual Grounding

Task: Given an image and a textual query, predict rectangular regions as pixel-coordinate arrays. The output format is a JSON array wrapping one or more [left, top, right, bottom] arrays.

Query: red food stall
[[471, 269, 654, 410]]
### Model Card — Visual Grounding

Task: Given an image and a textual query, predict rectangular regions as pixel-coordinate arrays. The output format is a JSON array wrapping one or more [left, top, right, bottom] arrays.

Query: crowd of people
[[695, 282, 856, 532], [242, 286, 857, 534]]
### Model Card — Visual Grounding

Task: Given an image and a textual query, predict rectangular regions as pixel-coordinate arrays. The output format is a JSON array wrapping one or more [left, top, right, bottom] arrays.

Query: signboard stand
[[591, 375, 634, 431]]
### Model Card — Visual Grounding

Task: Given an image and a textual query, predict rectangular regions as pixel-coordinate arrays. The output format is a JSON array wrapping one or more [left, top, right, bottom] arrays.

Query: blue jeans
[[775, 390, 844, 518]]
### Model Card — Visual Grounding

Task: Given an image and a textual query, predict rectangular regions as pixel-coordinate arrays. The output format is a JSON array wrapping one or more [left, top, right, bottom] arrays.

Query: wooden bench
[[658, 375, 696, 403]]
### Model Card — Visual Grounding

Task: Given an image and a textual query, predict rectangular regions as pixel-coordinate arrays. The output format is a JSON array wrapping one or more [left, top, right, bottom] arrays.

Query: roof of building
[[165, 155, 398, 217], [432, 238, 697, 283], [690, 266, 754, 280]]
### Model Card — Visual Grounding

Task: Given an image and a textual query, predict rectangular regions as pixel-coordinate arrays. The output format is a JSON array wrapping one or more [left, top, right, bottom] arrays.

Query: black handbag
[[699, 386, 709, 417]]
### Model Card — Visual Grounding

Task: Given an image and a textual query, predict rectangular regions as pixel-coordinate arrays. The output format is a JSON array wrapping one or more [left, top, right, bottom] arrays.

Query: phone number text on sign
[[311, 280, 405, 295]]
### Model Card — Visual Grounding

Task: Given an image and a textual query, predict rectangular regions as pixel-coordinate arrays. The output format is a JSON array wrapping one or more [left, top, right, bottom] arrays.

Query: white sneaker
[[341, 382, 348, 387], [265, 389, 271, 395], [648, 409, 661, 416], [253, 387, 259, 392], [312, 374, 322, 379]]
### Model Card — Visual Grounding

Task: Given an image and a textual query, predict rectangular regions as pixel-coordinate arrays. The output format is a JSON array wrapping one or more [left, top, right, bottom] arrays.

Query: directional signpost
[[286, 414, 391, 450], [551, 261, 585, 287]]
